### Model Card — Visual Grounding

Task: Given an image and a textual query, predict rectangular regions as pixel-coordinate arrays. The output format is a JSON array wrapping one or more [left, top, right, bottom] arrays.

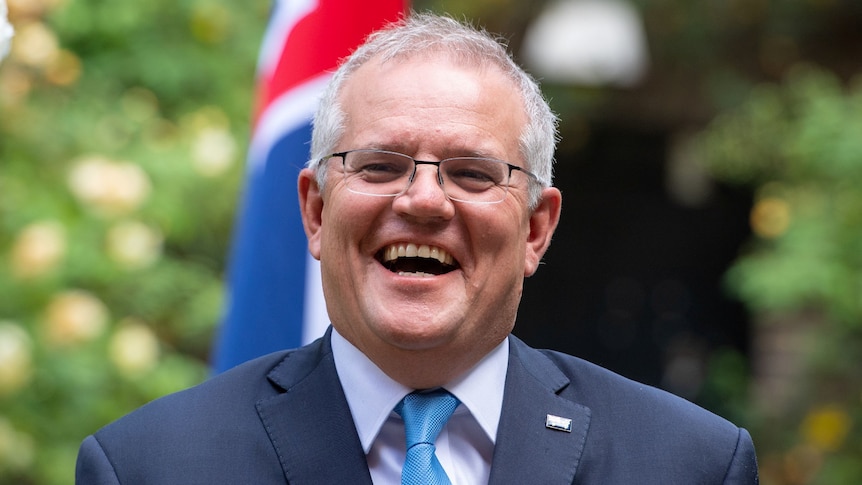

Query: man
[[76, 14, 758, 484]]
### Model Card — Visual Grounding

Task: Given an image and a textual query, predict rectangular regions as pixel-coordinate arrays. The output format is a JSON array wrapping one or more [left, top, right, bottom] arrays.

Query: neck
[[339, 333, 503, 390], [374, 347, 484, 389]]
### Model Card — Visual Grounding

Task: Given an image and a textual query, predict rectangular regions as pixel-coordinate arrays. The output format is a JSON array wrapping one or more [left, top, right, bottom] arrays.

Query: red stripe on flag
[[256, 0, 406, 123]]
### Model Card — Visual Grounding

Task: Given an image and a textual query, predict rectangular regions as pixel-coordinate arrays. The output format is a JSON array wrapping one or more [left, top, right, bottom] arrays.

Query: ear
[[524, 187, 562, 277], [298, 168, 324, 260]]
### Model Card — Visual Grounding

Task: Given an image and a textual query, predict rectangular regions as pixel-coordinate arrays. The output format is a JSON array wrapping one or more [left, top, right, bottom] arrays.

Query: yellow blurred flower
[[106, 220, 163, 269], [108, 318, 160, 377], [8, 0, 66, 18], [0, 416, 35, 473], [43, 289, 109, 347], [0, 66, 32, 107], [801, 404, 852, 452], [0, 321, 33, 395], [10, 21, 58, 68], [191, 126, 236, 177], [10, 220, 65, 278], [750, 196, 791, 239], [45, 48, 81, 86], [67, 155, 152, 217]]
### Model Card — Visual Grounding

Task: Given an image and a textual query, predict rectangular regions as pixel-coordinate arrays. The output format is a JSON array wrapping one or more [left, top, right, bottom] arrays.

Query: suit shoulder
[[529, 347, 757, 481], [79, 349, 312, 483], [94, 349, 291, 442], [535, 347, 742, 440]]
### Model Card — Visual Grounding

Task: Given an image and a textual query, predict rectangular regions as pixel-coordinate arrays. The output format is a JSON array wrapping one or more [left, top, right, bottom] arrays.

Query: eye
[[357, 162, 403, 174], [347, 152, 411, 183], [444, 159, 506, 189], [450, 168, 495, 182]]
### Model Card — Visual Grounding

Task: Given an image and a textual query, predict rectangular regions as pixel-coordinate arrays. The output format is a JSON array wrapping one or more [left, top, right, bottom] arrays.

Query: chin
[[374, 319, 460, 351]]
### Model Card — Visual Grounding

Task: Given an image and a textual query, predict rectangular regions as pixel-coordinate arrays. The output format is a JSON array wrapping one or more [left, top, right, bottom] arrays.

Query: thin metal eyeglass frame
[[322, 149, 538, 204]]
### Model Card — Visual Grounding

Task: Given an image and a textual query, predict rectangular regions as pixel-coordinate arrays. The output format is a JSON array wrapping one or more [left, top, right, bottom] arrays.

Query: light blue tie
[[395, 389, 460, 485]]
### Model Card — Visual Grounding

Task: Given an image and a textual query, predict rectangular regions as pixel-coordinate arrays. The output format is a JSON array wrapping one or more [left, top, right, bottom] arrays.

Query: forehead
[[337, 54, 527, 159]]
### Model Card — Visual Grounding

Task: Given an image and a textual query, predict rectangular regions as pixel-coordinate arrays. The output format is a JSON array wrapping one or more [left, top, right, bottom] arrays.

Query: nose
[[392, 164, 455, 220]]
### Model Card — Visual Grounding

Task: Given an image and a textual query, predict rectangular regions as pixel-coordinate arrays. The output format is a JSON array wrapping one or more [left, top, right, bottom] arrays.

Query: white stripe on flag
[[249, 73, 331, 172]]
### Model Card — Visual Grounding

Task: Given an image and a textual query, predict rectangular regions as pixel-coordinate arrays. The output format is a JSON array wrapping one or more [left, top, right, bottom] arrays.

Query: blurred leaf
[[0, 0, 266, 482], [697, 64, 862, 483]]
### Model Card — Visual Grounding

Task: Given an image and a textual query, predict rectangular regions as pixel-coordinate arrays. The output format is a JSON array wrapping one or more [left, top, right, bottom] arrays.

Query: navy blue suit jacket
[[76, 330, 758, 484]]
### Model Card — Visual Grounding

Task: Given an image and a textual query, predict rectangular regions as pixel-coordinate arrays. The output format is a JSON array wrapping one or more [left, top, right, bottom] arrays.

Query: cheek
[[318, 207, 357, 271], [473, 207, 529, 257], [319, 195, 385, 261]]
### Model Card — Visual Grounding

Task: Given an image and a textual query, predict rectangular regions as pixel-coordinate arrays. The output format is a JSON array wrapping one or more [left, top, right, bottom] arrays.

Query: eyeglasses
[[322, 149, 537, 204]]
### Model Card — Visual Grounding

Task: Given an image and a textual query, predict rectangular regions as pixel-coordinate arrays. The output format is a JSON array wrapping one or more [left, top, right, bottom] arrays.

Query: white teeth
[[382, 243, 453, 266], [397, 271, 434, 277], [417, 245, 430, 258], [405, 243, 418, 258]]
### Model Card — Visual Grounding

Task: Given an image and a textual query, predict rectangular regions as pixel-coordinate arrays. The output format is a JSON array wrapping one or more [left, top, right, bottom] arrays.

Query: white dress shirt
[[331, 328, 509, 484]]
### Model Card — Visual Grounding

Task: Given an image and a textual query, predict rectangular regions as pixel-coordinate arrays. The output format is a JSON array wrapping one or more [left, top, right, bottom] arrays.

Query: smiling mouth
[[377, 243, 459, 277]]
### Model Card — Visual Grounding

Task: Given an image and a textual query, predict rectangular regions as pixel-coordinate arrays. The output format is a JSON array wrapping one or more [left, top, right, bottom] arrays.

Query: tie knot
[[395, 389, 460, 447]]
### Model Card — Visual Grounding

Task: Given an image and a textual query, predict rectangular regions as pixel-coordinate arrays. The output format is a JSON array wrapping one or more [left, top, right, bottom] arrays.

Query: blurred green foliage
[[703, 66, 862, 324], [0, 0, 266, 483], [697, 65, 862, 485]]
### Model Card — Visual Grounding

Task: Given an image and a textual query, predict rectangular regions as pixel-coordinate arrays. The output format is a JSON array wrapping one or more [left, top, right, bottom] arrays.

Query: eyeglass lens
[[339, 150, 511, 203]]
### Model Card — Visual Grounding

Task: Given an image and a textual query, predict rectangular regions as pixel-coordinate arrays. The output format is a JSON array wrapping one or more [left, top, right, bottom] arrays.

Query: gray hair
[[308, 13, 559, 207]]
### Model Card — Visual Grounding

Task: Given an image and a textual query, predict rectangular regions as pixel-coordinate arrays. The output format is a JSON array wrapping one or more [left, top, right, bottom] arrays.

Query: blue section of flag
[[214, 123, 313, 372]]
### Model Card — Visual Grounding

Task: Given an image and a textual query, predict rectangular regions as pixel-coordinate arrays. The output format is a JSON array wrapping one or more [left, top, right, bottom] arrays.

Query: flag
[[214, 0, 406, 372]]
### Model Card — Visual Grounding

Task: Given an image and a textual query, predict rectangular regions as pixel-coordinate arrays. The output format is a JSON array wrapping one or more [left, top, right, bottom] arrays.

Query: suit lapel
[[488, 337, 591, 484], [255, 331, 373, 484]]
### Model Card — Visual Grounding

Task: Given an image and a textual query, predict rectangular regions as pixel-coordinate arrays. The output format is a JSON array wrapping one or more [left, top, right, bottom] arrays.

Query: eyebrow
[[357, 144, 504, 161]]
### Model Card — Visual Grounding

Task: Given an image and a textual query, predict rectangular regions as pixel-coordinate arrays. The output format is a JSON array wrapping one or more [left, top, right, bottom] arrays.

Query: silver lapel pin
[[545, 414, 573, 432]]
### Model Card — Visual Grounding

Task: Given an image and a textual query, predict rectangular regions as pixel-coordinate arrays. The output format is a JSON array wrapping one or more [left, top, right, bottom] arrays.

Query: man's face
[[299, 54, 560, 382]]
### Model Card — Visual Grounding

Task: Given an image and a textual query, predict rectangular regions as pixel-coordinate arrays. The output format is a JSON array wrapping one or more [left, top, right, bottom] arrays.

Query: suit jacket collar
[[255, 330, 590, 484], [489, 335, 591, 484], [256, 327, 373, 484]]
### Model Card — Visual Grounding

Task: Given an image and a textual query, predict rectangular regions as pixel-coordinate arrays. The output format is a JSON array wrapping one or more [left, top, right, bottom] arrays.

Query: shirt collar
[[331, 328, 509, 453]]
